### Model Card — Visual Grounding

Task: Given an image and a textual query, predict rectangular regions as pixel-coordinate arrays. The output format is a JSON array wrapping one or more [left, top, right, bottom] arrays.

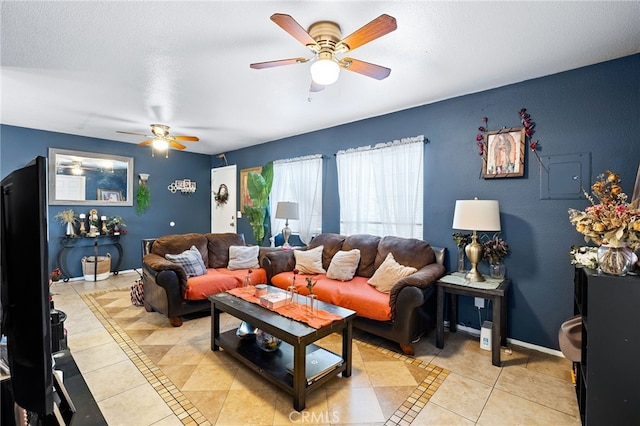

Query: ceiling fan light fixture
[[152, 138, 169, 150], [310, 58, 340, 85]]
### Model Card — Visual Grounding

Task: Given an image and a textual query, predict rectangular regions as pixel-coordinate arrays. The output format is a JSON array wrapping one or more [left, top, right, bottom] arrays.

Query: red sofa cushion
[[184, 267, 267, 300], [271, 271, 391, 321]]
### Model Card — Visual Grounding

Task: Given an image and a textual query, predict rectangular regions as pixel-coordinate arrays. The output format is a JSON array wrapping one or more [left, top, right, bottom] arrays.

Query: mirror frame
[[48, 148, 134, 206]]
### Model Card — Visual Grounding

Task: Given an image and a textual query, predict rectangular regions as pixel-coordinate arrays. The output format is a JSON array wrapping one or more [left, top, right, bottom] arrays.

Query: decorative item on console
[[106, 216, 127, 235], [452, 198, 502, 282], [569, 246, 599, 270], [568, 170, 640, 275], [88, 208, 100, 236], [482, 234, 510, 279], [168, 179, 197, 194], [54, 209, 78, 236]]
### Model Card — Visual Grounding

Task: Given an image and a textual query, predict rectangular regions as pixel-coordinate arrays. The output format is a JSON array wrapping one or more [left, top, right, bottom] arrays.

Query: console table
[[436, 273, 511, 366], [57, 235, 123, 281]]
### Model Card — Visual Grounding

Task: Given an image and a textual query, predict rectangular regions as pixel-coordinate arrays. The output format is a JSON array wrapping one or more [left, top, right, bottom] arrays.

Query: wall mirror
[[49, 148, 133, 206]]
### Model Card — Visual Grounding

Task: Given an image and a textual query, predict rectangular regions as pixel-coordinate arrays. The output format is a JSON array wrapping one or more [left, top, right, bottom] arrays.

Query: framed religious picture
[[482, 127, 526, 179], [240, 166, 261, 213]]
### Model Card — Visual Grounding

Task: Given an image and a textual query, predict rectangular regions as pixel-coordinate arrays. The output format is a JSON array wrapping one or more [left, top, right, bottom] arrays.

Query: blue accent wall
[[2, 54, 638, 350], [1, 127, 212, 278]]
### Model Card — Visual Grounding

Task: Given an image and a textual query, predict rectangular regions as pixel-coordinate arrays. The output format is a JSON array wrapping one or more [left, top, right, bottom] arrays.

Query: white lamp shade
[[275, 202, 299, 220], [310, 59, 340, 85], [452, 199, 501, 231]]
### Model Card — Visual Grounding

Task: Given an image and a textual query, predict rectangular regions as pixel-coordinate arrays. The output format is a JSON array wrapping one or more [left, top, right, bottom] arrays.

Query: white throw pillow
[[368, 252, 417, 293], [326, 249, 361, 281], [294, 245, 326, 274], [227, 245, 260, 270]]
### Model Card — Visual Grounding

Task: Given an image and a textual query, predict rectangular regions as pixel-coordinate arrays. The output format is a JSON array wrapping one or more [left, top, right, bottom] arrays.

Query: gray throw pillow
[[165, 245, 207, 277]]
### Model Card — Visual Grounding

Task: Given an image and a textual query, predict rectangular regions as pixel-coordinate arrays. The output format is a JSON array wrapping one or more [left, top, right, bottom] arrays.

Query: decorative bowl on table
[[255, 329, 281, 352], [236, 321, 258, 340]]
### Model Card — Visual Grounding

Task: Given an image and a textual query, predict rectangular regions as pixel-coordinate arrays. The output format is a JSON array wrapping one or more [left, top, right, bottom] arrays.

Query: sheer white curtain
[[270, 155, 323, 244], [336, 135, 424, 238]]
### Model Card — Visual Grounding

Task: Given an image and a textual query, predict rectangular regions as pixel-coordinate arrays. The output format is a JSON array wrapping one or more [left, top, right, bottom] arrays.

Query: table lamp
[[275, 202, 299, 247], [452, 198, 501, 282]]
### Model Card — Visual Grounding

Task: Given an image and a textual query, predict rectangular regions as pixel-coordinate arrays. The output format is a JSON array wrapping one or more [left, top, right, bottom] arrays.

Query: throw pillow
[[294, 245, 326, 274], [227, 245, 260, 270], [326, 249, 361, 281], [368, 252, 417, 293], [165, 245, 207, 277]]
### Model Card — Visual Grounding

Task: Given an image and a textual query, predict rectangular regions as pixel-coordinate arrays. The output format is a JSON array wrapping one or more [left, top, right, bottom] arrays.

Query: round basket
[[82, 253, 111, 281]]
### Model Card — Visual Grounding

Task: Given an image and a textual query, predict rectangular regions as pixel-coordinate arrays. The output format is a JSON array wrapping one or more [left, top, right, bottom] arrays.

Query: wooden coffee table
[[209, 286, 356, 411]]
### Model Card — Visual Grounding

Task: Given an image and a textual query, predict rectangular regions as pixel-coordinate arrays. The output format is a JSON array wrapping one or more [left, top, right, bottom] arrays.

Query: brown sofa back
[[205, 233, 246, 268], [151, 233, 208, 264], [307, 233, 436, 279]]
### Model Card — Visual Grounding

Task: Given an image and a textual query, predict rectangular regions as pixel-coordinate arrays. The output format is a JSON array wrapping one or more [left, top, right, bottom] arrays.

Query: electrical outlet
[[474, 297, 485, 309]]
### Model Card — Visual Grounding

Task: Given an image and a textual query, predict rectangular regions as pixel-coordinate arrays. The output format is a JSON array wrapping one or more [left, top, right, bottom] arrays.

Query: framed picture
[[482, 127, 526, 179], [97, 188, 124, 202], [240, 167, 261, 213]]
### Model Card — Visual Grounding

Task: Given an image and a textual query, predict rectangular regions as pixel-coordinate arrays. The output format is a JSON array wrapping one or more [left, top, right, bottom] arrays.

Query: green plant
[[136, 181, 150, 214], [244, 161, 273, 245]]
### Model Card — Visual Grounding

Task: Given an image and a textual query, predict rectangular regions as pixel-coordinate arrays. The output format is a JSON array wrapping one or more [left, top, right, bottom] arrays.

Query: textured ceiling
[[2, 1, 639, 155]]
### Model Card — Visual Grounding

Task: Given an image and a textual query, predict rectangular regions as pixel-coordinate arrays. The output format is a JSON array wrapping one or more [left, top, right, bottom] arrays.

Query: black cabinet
[[573, 268, 640, 425]]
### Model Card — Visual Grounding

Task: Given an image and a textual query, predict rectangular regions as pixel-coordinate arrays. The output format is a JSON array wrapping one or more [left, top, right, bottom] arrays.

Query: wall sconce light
[[168, 179, 197, 194], [139, 173, 150, 184]]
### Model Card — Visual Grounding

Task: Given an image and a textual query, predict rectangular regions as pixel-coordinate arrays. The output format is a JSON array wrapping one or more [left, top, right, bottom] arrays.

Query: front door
[[211, 165, 237, 233]]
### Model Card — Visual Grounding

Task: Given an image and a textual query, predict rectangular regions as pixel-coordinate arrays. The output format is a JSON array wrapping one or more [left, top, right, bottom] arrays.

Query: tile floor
[[51, 272, 581, 425]]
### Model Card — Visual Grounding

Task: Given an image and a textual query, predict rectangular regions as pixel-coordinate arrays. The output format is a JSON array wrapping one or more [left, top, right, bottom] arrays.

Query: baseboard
[[445, 321, 565, 358]]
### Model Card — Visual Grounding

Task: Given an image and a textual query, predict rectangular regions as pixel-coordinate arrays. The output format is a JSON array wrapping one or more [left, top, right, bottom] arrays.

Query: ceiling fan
[[250, 13, 397, 91], [116, 124, 199, 157]]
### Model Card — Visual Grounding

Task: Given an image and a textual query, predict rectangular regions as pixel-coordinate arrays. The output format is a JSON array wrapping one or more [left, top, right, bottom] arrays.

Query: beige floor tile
[[432, 343, 501, 387], [72, 340, 130, 374], [429, 372, 492, 422], [273, 387, 329, 424], [413, 401, 475, 425], [82, 359, 147, 401], [66, 326, 115, 352], [527, 348, 573, 381], [495, 365, 580, 417], [181, 363, 239, 391], [365, 360, 418, 387], [181, 389, 228, 423], [373, 385, 416, 420], [98, 382, 174, 426], [149, 414, 184, 425], [479, 388, 581, 425], [156, 343, 207, 365], [160, 364, 198, 389], [326, 386, 386, 423], [215, 388, 278, 425]]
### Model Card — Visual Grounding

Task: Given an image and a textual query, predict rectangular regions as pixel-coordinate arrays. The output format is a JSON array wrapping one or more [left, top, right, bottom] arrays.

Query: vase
[[255, 329, 281, 352], [457, 247, 465, 272], [307, 294, 318, 317], [597, 243, 635, 276], [489, 262, 506, 280], [66, 222, 74, 236]]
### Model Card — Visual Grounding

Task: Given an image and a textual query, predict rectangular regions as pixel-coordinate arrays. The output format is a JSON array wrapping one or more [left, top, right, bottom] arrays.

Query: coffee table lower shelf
[[215, 329, 345, 410]]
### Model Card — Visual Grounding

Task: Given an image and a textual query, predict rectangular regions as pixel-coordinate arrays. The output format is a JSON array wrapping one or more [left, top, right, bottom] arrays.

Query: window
[[336, 135, 424, 238], [270, 155, 323, 244]]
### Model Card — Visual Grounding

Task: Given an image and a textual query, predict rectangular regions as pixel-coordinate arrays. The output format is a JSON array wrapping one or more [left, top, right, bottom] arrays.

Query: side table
[[436, 273, 511, 366]]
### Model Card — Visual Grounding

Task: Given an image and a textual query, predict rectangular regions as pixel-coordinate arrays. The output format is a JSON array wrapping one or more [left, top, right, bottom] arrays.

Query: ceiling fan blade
[[336, 14, 397, 52], [169, 140, 186, 150], [270, 13, 318, 48], [250, 57, 310, 69], [117, 130, 149, 137], [138, 140, 153, 146], [340, 58, 391, 80], [173, 135, 199, 142], [310, 81, 325, 93]]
